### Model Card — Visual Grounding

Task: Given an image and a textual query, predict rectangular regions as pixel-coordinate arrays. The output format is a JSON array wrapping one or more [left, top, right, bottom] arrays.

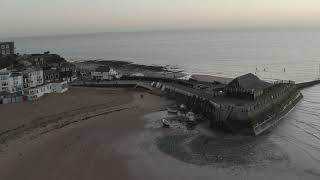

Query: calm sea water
[[4, 29, 320, 82]]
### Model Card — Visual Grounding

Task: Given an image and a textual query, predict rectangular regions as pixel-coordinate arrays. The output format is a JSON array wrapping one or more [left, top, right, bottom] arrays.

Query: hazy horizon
[[1, 0, 320, 38]]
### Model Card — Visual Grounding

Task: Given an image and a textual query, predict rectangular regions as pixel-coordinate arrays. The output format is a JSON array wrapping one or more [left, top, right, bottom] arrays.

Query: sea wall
[[296, 80, 320, 89], [71, 81, 138, 88], [73, 79, 302, 135], [226, 84, 302, 135], [160, 82, 302, 135]]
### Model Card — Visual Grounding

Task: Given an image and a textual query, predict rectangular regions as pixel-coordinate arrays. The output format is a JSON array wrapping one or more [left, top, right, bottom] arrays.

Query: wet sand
[[0, 87, 320, 180], [0, 87, 172, 180]]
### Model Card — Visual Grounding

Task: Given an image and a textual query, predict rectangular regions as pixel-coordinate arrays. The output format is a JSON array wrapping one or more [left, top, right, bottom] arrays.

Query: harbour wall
[[160, 82, 301, 135], [296, 79, 320, 89], [72, 79, 303, 135]]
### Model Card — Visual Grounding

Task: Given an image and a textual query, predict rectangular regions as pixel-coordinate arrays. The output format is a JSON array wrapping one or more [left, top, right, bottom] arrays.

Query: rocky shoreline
[[73, 59, 186, 80], [81, 60, 170, 72]]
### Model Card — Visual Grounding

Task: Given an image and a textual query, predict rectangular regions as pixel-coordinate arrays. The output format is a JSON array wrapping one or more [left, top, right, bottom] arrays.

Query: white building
[[91, 66, 119, 81], [24, 83, 52, 101], [51, 81, 68, 93], [0, 68, 23, 93], [24, 81, 68, 101], [130, 73, 145, 77], [23, 68, 44, 88]]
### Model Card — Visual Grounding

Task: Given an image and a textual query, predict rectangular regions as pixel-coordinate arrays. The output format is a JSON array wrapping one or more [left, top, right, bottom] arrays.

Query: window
[[62, 83, 68, 89], [0, 76, 7, 80], [1, 45, 4, 49], [2, 82, 8, 86], [6, 44, 9, 48]]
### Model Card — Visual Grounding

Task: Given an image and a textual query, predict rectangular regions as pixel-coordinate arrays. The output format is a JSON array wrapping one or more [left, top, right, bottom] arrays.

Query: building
[[0, 69, 12, 92], [0, 92, 24, 104], [42, 63, 76, 83], [0, 42, 15, 57], [44, 69, 60, 83], [0, 68, 24, 105], [59, 62, 77, 82], [23, 68, 44, 88], [24, 83, 52, 101], [225, 73, 271, 100], [24, 81, 68, 101], [91, 66, 118, 81], [51, 81, 68, 93], [0, 68, 23, 93], [29, 53, 66, 68]]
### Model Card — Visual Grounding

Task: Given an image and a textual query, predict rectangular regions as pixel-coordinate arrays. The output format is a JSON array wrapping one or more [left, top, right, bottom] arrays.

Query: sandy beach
[[0, 87, 319, 180], [0, 87, 171, 179]]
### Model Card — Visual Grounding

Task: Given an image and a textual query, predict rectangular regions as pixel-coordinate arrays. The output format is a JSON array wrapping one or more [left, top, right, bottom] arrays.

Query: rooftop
[[0, 68, 10, 75], [190, 74, 233, 85], [0, 42, 14, 45], [95, 66, 110, 72], [227, 73, 271, 91], [23, 68, 43, 74]]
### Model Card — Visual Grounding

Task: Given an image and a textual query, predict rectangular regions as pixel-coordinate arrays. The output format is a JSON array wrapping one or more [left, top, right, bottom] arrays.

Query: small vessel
[[162, 119, 170, 128], [167, 107, 178, 114], [186, 112, 195, 122]]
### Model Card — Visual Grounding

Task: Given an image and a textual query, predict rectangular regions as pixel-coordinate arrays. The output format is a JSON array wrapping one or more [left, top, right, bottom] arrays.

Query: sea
[[3, 28, 320, 82], [2, 28, 320, 175]]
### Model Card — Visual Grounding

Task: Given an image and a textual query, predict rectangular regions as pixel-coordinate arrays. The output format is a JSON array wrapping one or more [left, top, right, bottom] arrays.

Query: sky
[[1, 0, 320, 38]]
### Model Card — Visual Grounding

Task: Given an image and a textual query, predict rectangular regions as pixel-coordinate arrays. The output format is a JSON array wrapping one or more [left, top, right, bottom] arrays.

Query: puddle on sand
[[143, 111, 290, 168], [143, 111, 175, 129]]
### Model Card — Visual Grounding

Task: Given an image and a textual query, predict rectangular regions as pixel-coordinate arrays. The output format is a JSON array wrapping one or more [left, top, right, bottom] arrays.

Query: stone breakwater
[[153, 81, 303, 135], [72, 78, 304, 135], [72, 59, 320, 136]]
